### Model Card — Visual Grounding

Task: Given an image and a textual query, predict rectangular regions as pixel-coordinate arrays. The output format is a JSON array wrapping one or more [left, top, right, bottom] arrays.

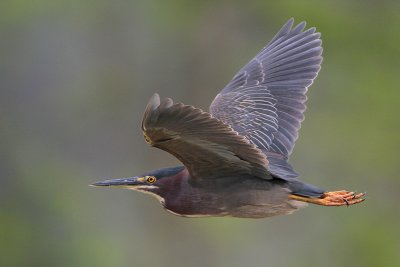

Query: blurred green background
[[1, 1, 399, 266]]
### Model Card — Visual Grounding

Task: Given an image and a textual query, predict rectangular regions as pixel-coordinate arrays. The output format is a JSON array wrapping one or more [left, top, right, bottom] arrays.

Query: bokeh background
[[1, 1, 400, 266]]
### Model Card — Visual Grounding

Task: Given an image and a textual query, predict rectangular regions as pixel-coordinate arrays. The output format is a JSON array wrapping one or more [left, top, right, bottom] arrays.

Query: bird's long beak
[[91, 177, 146, 187]]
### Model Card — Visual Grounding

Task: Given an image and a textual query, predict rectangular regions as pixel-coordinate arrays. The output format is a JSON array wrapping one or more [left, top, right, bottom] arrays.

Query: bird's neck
[[155, 167, 189, 194]]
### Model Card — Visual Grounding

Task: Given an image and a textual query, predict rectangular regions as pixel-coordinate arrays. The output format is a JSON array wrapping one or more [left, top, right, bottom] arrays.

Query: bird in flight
[[93, 18, 365, 218]]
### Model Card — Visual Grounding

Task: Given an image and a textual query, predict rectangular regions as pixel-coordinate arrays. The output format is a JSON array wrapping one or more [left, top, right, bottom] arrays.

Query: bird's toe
[[320, 190, 366, 206]]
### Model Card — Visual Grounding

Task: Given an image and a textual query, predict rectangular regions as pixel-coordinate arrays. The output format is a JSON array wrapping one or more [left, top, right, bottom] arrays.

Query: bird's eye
[[146, 176, 156, 183]]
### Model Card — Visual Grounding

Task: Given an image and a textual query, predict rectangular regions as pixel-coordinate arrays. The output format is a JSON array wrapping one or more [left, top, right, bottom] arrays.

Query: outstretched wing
[[142, 94, 272, 181], [210, 18, 322, 161]]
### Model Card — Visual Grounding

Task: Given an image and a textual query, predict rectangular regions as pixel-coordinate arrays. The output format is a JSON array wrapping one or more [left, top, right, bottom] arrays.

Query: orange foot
[[289, 190, 365, 206]]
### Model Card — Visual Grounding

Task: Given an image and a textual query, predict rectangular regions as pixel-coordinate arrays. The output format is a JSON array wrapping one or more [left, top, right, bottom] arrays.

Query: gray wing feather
[[210, 19, 322, 167]]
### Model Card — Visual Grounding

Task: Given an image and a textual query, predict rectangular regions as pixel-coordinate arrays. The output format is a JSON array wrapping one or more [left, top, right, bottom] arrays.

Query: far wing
[[210, 18, 322, 159], [142, 94, 272, 181]]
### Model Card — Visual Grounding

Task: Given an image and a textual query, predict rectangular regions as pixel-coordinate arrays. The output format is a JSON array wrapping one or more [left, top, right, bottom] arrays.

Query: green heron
[[93, 19, 365, 218]]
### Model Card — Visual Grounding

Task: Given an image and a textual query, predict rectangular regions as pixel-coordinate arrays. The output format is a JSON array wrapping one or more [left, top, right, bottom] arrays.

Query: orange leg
[[289, 190, 365, 206]]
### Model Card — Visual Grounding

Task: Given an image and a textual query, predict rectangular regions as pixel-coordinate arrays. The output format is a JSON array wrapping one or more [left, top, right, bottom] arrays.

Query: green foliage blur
[[1, 1, 399, 266]]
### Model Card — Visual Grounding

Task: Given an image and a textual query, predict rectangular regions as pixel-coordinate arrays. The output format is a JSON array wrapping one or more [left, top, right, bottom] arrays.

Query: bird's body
[[93, 19, 365, 218], [136, 166, 302, 218]]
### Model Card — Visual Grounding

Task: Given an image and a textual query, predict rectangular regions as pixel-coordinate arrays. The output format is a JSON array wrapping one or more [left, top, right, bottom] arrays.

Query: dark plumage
[[93, 19, 365, 218]]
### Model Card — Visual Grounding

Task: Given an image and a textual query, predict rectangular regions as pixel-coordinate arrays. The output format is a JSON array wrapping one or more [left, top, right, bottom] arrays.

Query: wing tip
[[159, 97, 174, 110], [286, 17, 295, 26], [294, 20, 306, 32], [281, 18, 295, 34], [142, 93, 161, 130], [149, 93, 161, 109]]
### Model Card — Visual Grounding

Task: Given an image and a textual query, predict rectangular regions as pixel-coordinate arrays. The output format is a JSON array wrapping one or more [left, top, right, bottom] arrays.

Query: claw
[[343, 198, 349, 207]]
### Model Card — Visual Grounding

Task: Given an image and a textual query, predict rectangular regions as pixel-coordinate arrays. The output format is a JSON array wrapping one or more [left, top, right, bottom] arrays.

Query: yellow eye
[[146, 176, 156, 183]]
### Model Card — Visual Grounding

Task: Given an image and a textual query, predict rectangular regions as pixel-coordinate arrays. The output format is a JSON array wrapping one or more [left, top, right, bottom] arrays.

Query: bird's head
[[91, 166, 186, 200]]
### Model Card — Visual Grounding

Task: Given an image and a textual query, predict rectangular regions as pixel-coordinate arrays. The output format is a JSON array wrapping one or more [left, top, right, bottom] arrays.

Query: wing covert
[[142, 94, 272, 181]]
